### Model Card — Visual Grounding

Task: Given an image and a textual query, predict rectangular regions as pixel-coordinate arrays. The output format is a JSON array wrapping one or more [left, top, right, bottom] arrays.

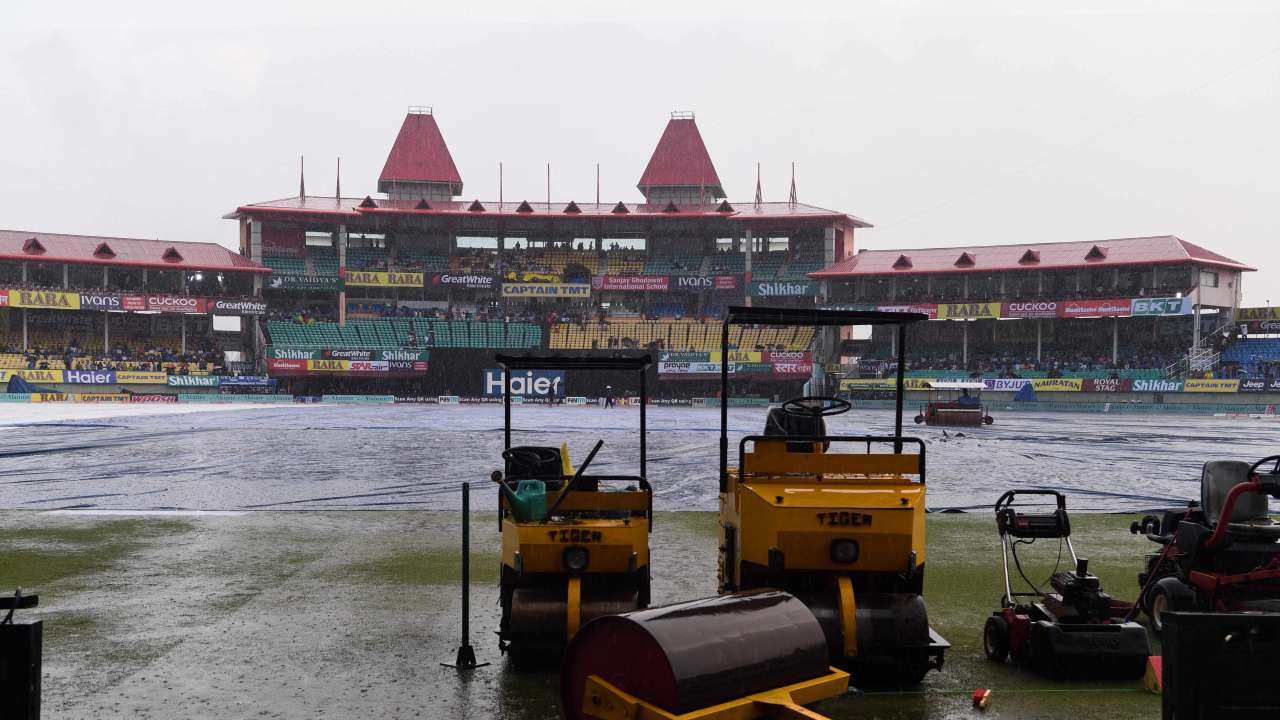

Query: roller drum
[[507, 588, 640, 645], [561, 589, 829, 720], [800, 591, 931, 663]]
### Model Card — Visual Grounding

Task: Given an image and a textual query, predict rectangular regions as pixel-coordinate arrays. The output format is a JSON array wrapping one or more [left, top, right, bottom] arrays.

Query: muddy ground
[[3, 510, 1165, 720]]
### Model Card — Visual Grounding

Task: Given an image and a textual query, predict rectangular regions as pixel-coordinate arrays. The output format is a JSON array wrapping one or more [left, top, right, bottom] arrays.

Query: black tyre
[[1147, 577, 1195, 635], [913, 415, 924, 424], [983, 615, 1010, 663]]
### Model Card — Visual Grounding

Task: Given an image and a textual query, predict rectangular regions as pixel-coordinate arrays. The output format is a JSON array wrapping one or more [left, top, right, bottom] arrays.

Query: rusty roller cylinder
[[560, 589, 829, 720], [798, 590, 931, 666], [508, 588, 640, 644]]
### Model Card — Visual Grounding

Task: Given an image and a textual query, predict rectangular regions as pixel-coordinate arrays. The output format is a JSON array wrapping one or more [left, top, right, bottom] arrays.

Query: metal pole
[[639, 368, 647, 479], [895, 324, 906, 453], [719, 317, 730, 493], [444, 482, 483, 670], [1112, 317, 1118, 365]]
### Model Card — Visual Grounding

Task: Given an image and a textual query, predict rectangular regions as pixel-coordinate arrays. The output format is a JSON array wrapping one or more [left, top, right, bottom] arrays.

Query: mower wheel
[[1147, 577, 1196, 635], [914, 415, 924, 424], [983, 615, 1010, 663]]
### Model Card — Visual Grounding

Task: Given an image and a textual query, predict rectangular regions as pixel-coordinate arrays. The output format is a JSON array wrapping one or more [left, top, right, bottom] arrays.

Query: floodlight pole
[[894, 324, 906, 454], [719, 317, 730, 494]]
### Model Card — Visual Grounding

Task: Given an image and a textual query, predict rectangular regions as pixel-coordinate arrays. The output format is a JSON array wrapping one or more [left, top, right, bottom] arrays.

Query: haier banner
[[483, 368, 565, 397]]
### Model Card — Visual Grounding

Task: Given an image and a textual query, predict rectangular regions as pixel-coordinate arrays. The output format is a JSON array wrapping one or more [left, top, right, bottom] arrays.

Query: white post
[[63, 264, 69, 289], [1112, 317, 1118, 364], [22, 308, 28, 350], [962, 320, 969, 366], [337, 224, 348, 326], [1036, 320, 1042, 362], [1192, 303, 1201, 351], [181, 315, 187, 355], [103, 313, 109, 351], [102, 266, 108, 289]]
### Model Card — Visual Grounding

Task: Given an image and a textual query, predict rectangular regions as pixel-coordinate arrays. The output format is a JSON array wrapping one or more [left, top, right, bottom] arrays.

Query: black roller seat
[[764, 407, 828, 453], [1200, 460, 1280, 540], [506, 446, 564, 485]]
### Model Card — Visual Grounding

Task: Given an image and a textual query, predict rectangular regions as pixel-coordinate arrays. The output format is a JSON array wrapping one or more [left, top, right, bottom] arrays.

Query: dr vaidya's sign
[[483, 368, 565, 397]]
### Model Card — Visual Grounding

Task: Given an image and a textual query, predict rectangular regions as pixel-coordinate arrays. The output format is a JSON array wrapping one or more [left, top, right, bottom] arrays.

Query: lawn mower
[[1128, 454, 1280, 634], [492, 354, 653, 663], [717, 306, 949, 684], [984, 489, 1150, 679]]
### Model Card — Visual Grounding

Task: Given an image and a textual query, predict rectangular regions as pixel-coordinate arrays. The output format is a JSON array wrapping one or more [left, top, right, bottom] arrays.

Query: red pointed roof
[[637, 114, 724, 198], [377, 110, 463, 195]]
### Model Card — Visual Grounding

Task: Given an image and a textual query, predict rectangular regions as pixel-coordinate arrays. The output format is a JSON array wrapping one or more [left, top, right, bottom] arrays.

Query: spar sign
[[483, 368, 564, 397]]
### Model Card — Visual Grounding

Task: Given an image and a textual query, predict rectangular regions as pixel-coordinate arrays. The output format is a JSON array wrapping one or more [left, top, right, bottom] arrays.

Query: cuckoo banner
[[937, 302, 1002, 320], [1002, 301, 1060, 319], [345, 271, 424, 288]]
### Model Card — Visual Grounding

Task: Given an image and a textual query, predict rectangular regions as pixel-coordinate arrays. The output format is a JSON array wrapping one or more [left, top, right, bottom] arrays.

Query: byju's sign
[[483, 368, 565, 397]]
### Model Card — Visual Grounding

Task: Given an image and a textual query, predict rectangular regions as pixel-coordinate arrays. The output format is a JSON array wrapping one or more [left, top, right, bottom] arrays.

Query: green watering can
[[493, 474, 547, 522]]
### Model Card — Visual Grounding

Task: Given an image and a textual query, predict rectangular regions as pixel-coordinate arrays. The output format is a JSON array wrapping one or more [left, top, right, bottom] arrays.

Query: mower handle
[[994, 489, 1067, 512]]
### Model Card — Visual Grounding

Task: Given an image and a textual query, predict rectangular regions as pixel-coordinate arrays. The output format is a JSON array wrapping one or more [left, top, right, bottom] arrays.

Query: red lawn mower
[[1129, 455, 1280, 634], [984, 490, 1150, 679]]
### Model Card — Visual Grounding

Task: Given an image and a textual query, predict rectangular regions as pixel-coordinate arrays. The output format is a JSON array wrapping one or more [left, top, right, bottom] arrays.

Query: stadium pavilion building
[[814, 237, 1255, 379], [228, 109, 870, 395], [0, 229, 269, 396], [226, 107, 1272, 400]]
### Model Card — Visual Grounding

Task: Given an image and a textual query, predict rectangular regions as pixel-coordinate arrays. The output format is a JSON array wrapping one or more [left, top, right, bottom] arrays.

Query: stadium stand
[[1220, 337, 1280, 377], [265, 318, 541, 349], [749, 251, 787, 280], [644, 253, 705, 276], [548, 320, 814, 351]]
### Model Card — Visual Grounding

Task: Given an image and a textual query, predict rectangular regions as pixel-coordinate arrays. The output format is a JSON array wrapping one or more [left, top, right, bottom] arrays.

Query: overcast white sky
[[2, 1, 1278, 305]]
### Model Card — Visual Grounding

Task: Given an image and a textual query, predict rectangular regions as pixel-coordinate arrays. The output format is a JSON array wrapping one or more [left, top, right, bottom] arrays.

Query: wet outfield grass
[[1, 510, 1167, 719]]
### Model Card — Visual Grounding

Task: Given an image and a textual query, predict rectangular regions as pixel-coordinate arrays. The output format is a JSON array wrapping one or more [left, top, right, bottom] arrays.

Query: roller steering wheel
[[1248, 455, 1280, 481], [502, 446, 561, 472], [781, 396, 852, 418]]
